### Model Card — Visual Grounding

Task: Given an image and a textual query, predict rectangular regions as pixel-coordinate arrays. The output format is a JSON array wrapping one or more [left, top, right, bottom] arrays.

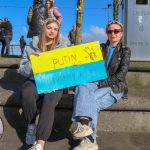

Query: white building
[[121, 0, 150, 61]]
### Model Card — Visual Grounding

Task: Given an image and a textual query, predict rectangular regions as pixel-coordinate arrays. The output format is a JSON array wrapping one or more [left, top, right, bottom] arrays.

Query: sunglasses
[[108, 21, 123, 26], [107, 29, 122, 34]]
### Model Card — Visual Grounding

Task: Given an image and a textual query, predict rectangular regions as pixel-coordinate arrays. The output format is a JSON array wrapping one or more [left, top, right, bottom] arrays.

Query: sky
[[0, 0, 122, 55]]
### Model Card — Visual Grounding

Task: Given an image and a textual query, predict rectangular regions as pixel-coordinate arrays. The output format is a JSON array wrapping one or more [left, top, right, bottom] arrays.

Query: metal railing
[[0, 44, 29, 56]]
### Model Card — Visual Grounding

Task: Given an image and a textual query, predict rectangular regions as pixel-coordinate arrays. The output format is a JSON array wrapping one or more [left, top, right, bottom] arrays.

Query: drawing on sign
[[30, 41, 107, 94]]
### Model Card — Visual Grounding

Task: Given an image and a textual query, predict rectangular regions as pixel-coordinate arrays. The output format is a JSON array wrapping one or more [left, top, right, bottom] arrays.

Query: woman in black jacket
[[71, 21, 131, 150]]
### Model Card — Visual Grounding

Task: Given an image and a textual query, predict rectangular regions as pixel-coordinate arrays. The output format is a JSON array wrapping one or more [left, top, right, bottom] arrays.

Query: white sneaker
[[28, 144, 43, 150], [73, 137, 98, 150], [26, 124, 36, 145], [73, 122, 93, 139]]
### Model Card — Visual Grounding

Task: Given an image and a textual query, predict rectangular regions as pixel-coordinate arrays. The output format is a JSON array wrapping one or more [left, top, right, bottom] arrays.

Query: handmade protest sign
[[30, 41, 107, 94]]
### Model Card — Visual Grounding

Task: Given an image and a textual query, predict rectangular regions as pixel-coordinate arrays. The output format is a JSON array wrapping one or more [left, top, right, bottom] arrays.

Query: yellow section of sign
[[30, 41, 103, 74]]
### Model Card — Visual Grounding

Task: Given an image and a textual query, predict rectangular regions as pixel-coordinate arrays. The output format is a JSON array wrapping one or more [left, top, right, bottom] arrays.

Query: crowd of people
[[0, 0, 64, 56], [0, 0, 131, 150], [0, 0, 76, 57]]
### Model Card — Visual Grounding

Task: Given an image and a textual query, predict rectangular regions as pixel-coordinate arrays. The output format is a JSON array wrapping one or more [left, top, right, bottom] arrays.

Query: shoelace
[[73, 123, 83, 134], [81, 137, 91, 144], [77, 126, 85, 132]]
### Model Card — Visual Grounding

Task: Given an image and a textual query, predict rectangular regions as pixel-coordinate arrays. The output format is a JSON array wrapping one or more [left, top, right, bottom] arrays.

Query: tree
[[113, 0, 119, 21], [75, 0, 84, 44]]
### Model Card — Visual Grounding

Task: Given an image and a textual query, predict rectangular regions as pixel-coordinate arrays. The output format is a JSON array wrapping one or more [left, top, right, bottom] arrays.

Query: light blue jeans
[[72, 83, 123, 140]]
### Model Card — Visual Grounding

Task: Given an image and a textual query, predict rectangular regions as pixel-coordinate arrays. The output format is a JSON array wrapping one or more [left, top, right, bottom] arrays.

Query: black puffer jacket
[[98, 42, 131, 93], [27, 2, 47, 38]]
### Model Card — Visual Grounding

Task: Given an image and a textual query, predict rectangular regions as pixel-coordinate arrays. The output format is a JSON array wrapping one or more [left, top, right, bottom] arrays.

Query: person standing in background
[[46, 0, 62, 24], [0, 18, 12, 55], [27, 0, 48, 47], [0, 19, 5, 55], [20, 35, 26, 57], [68, 24, 76, 45]]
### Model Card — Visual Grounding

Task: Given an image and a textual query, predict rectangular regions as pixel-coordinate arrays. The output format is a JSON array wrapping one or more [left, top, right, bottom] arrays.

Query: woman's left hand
[[30, 51, 41, 56]]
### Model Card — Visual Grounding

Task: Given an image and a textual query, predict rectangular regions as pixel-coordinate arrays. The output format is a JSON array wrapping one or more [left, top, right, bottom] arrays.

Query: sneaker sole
[[87, 145, 99, 150], [90, 146, 99, 150]]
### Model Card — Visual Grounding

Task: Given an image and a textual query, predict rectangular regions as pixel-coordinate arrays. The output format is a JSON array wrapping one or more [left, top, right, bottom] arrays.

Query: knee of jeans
[[77, 84, 91, 91]]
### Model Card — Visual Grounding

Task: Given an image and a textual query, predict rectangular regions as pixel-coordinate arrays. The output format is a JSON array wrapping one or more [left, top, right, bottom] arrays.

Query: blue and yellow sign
[[30, 41, 107, 94]]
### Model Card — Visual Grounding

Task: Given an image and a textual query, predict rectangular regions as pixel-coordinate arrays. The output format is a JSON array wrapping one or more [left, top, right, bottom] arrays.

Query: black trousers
[[21, 80, 63, 141], [0, 39, 5, 54]]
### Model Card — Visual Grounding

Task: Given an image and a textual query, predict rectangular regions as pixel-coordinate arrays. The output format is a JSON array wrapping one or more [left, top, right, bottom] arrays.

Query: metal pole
[[75, 0, 84, 45], [11, 44, 14, 55], [107, 4, 112, 22]]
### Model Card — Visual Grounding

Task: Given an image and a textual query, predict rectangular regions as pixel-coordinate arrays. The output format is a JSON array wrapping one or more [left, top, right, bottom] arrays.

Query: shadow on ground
[[1, 68, 78, 149]]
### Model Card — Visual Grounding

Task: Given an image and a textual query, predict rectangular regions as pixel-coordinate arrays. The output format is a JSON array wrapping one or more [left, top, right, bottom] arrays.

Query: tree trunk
[[113, 0, 119, 21], [75, 0, 84, 45]]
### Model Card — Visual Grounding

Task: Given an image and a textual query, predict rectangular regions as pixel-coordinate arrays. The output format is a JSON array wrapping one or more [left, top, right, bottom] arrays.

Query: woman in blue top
[[71, 21, 131, 150]]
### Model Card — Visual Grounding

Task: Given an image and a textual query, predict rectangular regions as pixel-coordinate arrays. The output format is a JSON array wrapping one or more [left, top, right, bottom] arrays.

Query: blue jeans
[[72, 83, 123, 140]]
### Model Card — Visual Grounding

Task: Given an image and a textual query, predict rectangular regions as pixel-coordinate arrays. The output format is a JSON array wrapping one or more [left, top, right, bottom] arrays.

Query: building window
[[136, 0, 148, 5]]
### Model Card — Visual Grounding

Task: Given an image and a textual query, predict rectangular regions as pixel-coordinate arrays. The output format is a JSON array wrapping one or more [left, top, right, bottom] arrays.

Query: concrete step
[[0, 57, 150, 71], [109, 88, 150, 110], [0, 69, 26, 84], [0, 83, 74, 108], [1, 107, 150, 150], [129, 61, 150, 72], [0, 58, 150, 88], [0, 57, 21, 68], [0, 82, 150, 110], [127, 72, 150, 89], [0, 68, 149, 90]]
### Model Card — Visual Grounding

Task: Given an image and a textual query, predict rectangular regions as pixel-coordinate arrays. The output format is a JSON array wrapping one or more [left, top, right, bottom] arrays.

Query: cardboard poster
[[30, 41, 107, 94]]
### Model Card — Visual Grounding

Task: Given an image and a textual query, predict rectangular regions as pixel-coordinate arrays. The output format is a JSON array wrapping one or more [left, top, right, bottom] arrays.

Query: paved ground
[[1, 130, 150, 150], [1, 107, 150, 150]]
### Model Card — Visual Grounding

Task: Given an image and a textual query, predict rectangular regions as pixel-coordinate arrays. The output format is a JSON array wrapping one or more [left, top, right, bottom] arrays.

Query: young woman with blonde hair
[[19, 18, 66, 150]]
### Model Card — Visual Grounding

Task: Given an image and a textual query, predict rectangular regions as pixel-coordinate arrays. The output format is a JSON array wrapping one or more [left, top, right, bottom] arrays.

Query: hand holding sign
[[30, 41, 107, 94]]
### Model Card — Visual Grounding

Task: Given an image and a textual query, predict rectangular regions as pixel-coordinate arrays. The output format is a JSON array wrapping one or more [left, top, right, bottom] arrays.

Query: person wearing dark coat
[[68, 24, 76, 45], [0, 18, 12, 55], [27, 0, 48, 39], [20, 35, 26, 56], [71, 21, 131, 150]]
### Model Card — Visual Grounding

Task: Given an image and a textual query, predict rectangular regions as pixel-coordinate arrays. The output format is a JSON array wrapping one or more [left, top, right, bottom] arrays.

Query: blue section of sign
[[34, 61, 107, 94]]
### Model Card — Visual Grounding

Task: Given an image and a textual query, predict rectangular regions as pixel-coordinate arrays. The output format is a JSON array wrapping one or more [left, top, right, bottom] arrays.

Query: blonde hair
[[38, 18, 60, 52], [106, 21, 123, 32]]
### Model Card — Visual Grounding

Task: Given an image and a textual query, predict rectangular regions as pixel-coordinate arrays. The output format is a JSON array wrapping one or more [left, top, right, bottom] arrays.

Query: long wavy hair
[[46, 0, 54, 9], [38, 18, 60, 52]]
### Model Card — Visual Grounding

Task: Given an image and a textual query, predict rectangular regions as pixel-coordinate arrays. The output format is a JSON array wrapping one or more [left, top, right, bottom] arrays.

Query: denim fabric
[[72, 83, 123, 140], [5, 35, 12, 54]]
